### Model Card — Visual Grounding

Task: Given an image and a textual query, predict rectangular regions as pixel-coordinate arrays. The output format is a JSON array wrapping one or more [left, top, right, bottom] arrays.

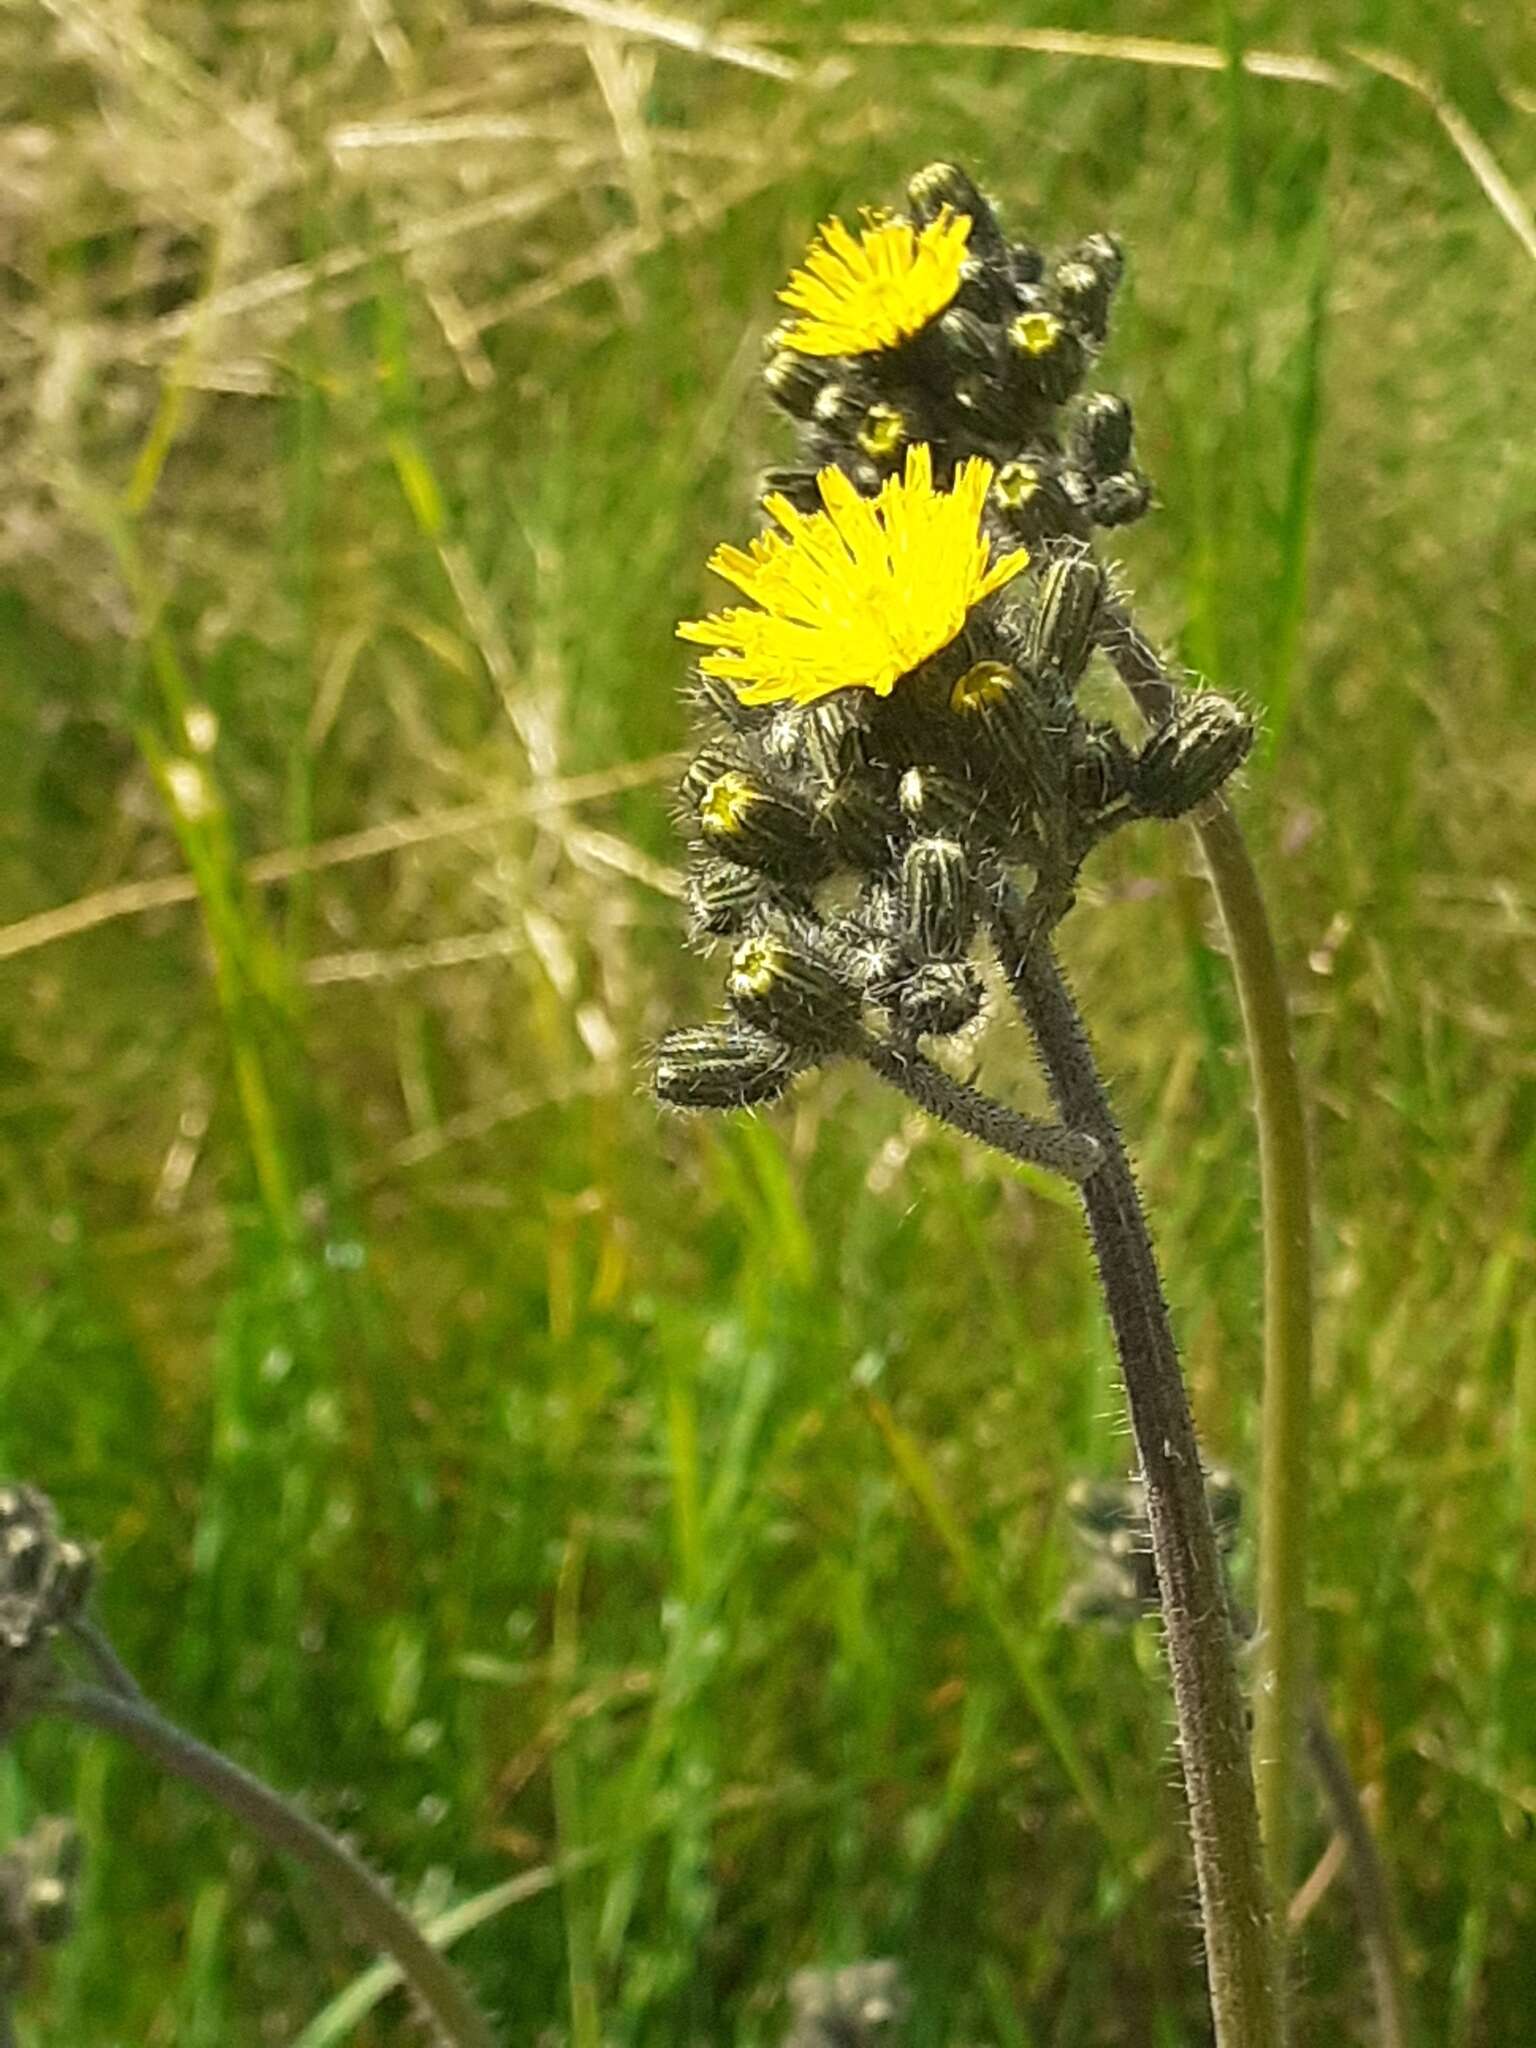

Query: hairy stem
[[858, 1029, 1101, 1182], [53, 1683, 498, 2048], [989, 895, 1280, 2048], [1105, 601, 1314, 1904], [1305, 1697, 1416, 2048]]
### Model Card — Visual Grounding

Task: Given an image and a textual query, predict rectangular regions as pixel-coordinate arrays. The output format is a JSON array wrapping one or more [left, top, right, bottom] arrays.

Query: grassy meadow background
[[3, 1, 1535, 2041]]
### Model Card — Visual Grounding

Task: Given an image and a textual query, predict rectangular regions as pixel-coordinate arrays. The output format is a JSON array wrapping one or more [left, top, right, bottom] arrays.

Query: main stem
[[991, 905, 1280, 2048], [54, 1684, 499, 2048], [1104, 602, 1314, 1904]]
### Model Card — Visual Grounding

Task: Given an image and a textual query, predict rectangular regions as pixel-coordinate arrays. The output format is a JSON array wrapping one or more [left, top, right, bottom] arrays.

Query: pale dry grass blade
[[529, 0, 801, 81], [1345, 42, 1536, 268], [0, 758, 679, 963], [834, 20, 1346, 90]]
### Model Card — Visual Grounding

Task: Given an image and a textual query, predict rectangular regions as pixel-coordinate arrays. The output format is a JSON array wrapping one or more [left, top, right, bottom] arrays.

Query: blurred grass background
[[2, 1, 1534, 2041]]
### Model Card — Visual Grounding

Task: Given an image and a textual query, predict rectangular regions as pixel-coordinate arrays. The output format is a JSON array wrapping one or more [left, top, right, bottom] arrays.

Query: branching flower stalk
[[0, 1485, 497, 2048], [652, 165, 1284, 2044]]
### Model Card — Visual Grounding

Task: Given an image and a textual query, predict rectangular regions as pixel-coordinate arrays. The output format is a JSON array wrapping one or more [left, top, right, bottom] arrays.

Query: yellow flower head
[[677, 445, 1030, 710], [776, 209, 972, 357]]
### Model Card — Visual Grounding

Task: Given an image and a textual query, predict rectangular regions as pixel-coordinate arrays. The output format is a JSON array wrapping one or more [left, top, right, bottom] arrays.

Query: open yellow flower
[[775, 209, 971, 357], [677, 445, 1030, 709]]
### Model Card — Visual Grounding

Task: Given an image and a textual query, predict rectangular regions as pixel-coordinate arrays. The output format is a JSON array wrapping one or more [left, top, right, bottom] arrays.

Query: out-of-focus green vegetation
[[2, 2, 1534, 2041]]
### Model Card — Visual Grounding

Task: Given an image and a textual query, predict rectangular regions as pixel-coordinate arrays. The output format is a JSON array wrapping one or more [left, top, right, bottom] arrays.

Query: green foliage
[[2, 1, 1535, 2041]]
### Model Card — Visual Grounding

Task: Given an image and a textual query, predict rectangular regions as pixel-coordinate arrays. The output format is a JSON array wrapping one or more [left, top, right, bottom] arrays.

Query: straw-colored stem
[[990, 903, 1281, 2048], [1105, 603, 1314, 1905], [55, 1684, 498, 2048]]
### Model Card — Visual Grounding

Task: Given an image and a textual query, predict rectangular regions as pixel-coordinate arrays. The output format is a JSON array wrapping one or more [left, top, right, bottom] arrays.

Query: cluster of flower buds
[[783, 1959, 908, 2048], [1060, 1469, 1244, 1629], [0, 1818, 82, 1992], [655, 166, 1256, 1118], [762, 162, 1152, 552], [1, 1485, 92, 1732]]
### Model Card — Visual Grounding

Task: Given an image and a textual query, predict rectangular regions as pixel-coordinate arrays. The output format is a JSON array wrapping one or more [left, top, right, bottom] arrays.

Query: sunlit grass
[[2, 2, 1534, 2041]]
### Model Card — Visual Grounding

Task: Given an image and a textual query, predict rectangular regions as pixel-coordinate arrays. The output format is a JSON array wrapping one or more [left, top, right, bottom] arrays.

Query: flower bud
[[789, 1958, 910, 2048], [1006, 311, 1087, 404], [936, 307, 1000, 378], [811, 381, 869, 437], [800, 697, 875, 788], [686, 858, 767, 941], [758, 465, 823, 513], [1091, 470, 1153, 528], [679, 743, 745, 812], [894, 960, 984, 1038], [815, 777, 902, 869], [764, 349, 831, 420], [897, 763, 1012, 848], [1059, 1561, 1147, 1629], [897, 837, 975, 960], [653, 1023, 800, 1111], [1053, 257, 1113, 342], [1010, 242, 1047, 287], [1069, 231, 1125, 292], [1, 1817, 83, 1990], [856, 403, 907, 461], [725, 930, 861, 1051], [695, 770, 832, 882], [1026, 555, 1103, 688], [686, 671, 771, 735], [947, 662, 1062, 815], [952, 257, 1013, 320], [1132, 695, 1255, 818], [906, 162, 1006, 258], [1068, 726, 1134, 812], [1, 1486, 92, 1657], [989, 459, 1092, 547], [1071, 393, 1134, 473]]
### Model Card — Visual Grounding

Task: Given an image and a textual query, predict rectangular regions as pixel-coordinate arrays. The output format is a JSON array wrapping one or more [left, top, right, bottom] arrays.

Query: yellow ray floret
[[677, 445, 1030, 709], [776, 208, 971, 357]]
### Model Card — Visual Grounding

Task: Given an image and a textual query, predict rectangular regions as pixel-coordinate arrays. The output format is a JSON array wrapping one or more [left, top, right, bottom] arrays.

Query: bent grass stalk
[[1103, 605, 1314, 1909]]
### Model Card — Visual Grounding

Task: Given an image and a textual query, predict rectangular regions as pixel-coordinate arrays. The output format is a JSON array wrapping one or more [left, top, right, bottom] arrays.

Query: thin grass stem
[[1304, 1697, 1416, 2048], [1103, 604, 1314, 1911]]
